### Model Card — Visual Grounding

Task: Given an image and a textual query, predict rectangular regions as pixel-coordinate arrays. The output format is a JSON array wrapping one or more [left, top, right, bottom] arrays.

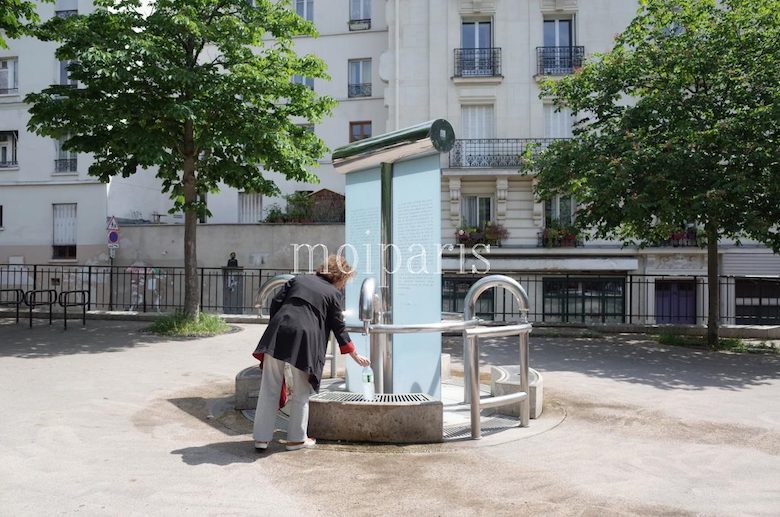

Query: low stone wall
[[115, 223, 345, 270]]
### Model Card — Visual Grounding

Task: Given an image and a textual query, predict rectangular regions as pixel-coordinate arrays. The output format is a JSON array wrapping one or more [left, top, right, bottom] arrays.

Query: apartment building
[[0, 0, 387, 264], [379, 0, 780, 325]]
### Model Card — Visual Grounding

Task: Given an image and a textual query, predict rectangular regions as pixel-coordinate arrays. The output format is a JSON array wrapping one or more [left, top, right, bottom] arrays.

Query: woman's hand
[[349, 351, 370, 367]]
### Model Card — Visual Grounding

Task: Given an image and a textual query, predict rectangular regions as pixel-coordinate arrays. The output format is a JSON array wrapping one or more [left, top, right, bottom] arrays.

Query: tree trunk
[[182, 119, 199, 319], [706, 221, 719, 348]]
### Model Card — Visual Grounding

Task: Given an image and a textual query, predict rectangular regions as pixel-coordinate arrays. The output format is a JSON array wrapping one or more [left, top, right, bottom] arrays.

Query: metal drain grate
[[311, 392, 433, 403]]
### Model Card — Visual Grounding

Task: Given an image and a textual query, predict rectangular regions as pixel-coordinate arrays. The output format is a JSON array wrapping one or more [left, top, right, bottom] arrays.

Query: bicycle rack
[[59, 290, 90, 330], [23, 289, 57, 328], [0, 288, 25, 323]]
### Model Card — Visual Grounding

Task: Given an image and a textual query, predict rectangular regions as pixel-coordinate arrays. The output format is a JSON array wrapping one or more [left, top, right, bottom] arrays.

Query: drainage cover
[[310, 392, 433, 403]]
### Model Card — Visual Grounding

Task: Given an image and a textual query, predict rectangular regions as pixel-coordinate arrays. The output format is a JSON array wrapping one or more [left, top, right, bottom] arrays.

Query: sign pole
[[106, 216, 120, 311], [109, 251, 114, 311]]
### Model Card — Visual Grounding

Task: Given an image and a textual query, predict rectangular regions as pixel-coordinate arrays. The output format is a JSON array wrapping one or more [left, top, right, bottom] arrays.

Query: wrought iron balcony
[[454, 48, 502, 78], [348, 18, 371, 31], [0, 160, 18, 168], [347, 82, 372, 98], [448, 138, 564, 168], [55, 158, 77, 173], [536, 46, 585, 76]]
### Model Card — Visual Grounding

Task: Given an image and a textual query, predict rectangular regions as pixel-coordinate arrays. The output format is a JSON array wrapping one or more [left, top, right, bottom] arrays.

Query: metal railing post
[[519, 332, 530, 427], [468, 334, 481, 439]]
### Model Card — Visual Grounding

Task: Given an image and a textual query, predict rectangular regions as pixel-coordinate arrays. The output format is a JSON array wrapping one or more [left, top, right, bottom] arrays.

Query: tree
[[524, 0, 780, 346], [26, 0, 336, 318], [0, 0, 50, 48]]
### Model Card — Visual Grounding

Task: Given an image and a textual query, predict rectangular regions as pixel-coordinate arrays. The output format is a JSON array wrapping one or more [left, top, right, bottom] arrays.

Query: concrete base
[[308, 394, 443, 444], [490, 366, 543, 419], [234, 365, 262, 410]]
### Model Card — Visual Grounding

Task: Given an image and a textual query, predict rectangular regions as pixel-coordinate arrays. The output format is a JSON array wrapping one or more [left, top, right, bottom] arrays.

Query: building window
[[349, 0, 371, 30], [0, 58, 19, 94], [0, 131, 18, 168], [543, 277, 625, 323], [0, 205, 4, 229], [348, 58, 371, 97], [60, 59, 77, 87], [238, 192, 263, 223], [349, 121, 371, 142], [295, 0, 313, 21], [455, 20, 500, 77], [55, 9, 78, 18], [735, 279, 780, 325], [292, 74, 314, 90], [52, 203, 77, 260], [538, 17, 584, 75], [544, 104, 573, 138], [462, 195, 493, 228], [55, 135, 77, 173], [545, 194, 576, 225]]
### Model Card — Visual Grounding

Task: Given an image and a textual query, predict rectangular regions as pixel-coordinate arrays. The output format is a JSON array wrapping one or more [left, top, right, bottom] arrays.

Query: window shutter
[[461, 105, 495, 139], [238, 193, 262, 223], [544, 105, 572, 138], [53, 204, 77, 245]]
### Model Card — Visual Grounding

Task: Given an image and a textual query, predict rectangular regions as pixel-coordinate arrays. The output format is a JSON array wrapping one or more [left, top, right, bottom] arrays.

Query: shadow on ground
[[443, 333, 780, 392], [0, 320, 167, 358]]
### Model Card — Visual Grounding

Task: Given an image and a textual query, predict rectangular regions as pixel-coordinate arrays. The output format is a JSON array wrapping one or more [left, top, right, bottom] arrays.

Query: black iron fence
[[448, 138, 563, 168], [454, 47, 502, 78], [536, 46, 585, 76], [0, 265, 291, 315], [2, 265, 779, 327], [443, 273, 780, 326]]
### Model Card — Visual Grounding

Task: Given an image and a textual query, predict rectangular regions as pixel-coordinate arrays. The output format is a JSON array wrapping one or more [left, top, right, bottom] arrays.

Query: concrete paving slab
[[1, 318, 778, 516]]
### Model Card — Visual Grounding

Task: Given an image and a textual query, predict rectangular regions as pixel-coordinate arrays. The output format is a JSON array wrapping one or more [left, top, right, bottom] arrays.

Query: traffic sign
[[107, 229, 120, 249], [106, 215, 119, 231]]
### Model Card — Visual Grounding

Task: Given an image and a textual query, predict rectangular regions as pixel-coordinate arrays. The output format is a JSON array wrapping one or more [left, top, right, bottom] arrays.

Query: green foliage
[[24, 0, 336, 316], [263, 192, 314, 222], [0, 0, 49, 48], [25, 0, 336, 216], [149, 311, 230, 337], [524, 0, 780, 251]]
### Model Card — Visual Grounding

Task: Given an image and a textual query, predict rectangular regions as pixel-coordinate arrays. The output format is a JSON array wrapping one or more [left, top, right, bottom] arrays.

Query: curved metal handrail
[[463, 275, 530, 324], [462, 275, 533, 438], [256, 274, 294, 320]]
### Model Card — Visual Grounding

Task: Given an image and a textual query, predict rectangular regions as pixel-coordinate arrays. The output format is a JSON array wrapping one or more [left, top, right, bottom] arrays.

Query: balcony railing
[[348, 18, 371, 31], [448, 138, 564, 168], [454, 48, 502, 78], [0, 88, 18, 95], [347, 82, 372, 98], [0, 159, 18, 168], [536, 46, 585, 76], [55, 158, 78, 173]]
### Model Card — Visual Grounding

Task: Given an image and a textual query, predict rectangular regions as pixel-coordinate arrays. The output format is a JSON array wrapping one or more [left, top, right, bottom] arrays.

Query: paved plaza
[[0, 318, 778, 516]]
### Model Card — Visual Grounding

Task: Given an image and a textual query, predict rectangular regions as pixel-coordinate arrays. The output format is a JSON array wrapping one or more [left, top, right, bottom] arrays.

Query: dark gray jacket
[[253, 274, 353, 392]]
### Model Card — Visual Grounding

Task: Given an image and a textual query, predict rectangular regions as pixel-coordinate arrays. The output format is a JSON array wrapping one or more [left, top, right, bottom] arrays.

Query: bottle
[[362, 366, 375, 402]]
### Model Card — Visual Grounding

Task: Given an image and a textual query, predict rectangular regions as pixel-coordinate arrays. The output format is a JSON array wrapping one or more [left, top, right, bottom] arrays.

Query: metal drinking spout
[[358, 277, 376, 335]]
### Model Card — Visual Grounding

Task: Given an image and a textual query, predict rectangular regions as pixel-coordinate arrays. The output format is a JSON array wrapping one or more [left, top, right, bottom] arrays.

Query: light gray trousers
[[253, 354, 314, 443]]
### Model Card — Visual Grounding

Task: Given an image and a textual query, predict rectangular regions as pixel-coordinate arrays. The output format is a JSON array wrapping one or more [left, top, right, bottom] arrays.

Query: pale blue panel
[[391, 153, 442, 399], [343, 166, 382, 392]]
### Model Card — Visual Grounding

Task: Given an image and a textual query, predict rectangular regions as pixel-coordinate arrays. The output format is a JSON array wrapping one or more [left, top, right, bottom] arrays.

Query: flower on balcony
[[456, 222, 508, 247], [542, 219, 580, 248]]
